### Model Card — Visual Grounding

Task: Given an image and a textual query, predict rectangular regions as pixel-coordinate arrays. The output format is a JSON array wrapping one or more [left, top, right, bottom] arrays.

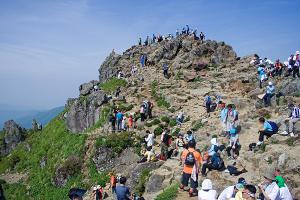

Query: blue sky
[[0, 0, 299, 109]]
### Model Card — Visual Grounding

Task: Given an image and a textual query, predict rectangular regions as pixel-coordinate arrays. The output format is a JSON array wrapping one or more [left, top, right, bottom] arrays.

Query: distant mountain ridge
[[0, 106, 64, 129]]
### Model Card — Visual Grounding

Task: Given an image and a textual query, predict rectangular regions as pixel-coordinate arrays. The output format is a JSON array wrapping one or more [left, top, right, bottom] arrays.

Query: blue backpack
[[268, 121, 278, 133]]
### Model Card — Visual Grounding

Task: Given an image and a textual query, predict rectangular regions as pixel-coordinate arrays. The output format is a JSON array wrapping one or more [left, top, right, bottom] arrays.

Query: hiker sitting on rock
[[137, 146, 156, 163], [201, 151, 224, 177], [223, 104, 238, 137], [258, 169, 280, 200], [257, 117, 278, 146], [263, 82, 275, 107], [274, 169, 293, 200], [218, 177, 246, 200], [180, 140, 202, 197], [281, 103, 300, 137], [176, 111, 184, 126]]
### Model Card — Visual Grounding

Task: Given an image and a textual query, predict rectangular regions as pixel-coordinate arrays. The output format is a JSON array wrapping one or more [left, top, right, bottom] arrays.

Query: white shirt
[[279, 185, 293, 200], [145, 133, 154, 147], [198, 189, 217, 200], [218, 186, 235, 200], [265, 182, 280, 200]]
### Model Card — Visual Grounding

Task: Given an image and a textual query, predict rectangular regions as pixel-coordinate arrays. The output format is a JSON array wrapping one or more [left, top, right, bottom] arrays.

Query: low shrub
[[169, 119, 177, 127], [154, 127, 164, 136], [95, 132, 140, 154], [161, 116, 171, 124], [191, 121, 203, 131]]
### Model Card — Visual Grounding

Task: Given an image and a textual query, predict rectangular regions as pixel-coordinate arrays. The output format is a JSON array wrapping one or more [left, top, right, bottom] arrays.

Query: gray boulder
[[98, 51, 121, 83], [127, 161, 164, 190], [280, 80, 300, 96], [66, 90, 108, 133], [79, 80, 99, 96], [0, 120, 26, 156]]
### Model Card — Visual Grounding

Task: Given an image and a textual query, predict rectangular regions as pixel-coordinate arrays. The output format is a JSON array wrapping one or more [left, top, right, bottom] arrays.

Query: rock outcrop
[[0, 120, 26, 156], [65, 90, 108, 133]]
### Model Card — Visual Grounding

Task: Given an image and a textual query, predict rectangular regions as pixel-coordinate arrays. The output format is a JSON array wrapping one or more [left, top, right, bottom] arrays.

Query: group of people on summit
[[138, 25, 206, 46]]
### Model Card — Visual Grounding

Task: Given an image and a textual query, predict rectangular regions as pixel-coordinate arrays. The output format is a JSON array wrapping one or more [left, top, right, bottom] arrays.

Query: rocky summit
[[1, 34, 300, 200]]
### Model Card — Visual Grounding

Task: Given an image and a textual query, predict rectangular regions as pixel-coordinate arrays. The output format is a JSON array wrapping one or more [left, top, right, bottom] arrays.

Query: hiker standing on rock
[[204, 95, 212, 115], [264, 82, 275, 107], [138, 37, 142, 45], [292, 51, 300, 78], [163, 63, 169, 78], [180, 140, 202, 197], [200, 32, 205, 43], [160, 128, 171, 160]]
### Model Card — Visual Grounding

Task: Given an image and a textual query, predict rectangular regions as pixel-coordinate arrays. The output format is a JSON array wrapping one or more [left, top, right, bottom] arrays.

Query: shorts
[[181, 172, 198, 189]]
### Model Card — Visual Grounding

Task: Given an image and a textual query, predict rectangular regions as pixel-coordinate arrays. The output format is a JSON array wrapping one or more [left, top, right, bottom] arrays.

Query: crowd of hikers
[[138, 25, 206, 47], [64, 29, 300, 200]]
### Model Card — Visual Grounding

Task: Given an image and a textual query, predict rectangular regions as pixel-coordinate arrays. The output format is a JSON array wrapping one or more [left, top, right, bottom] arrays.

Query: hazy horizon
[[1, 0, 300, 110]]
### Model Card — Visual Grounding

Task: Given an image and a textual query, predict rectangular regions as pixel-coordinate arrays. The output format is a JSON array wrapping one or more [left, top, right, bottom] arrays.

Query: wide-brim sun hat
[[296, 51, 300, 55], [202, 179, 213, 190]]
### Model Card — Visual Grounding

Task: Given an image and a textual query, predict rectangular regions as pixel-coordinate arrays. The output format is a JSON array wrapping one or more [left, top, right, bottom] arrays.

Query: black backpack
[[162, 133, 170, 145], [289, 58, 295, 66], [184, 151, 196, 166]]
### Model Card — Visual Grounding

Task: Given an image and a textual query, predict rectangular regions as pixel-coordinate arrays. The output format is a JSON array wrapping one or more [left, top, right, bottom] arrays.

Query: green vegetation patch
[[134, 169, 151, 194], [0, 113, 87, 199], [95, 132, 141, 154], [100, 78, 127, 93], [151, 81, 171, 109], [191, 120, 204, 131], [155, 183, 179, 200]]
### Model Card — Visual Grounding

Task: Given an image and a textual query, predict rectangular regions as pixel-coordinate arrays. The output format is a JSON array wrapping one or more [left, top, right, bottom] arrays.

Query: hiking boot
[[256, 141, 263, 146], [290, 132, 295, 137], [280, 131, 289, 136]]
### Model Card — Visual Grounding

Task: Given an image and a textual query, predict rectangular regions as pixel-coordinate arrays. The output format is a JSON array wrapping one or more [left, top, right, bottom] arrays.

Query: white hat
[[93, 186, 97, 191], [296, 51, 300, 55], [268, 82, 273, 86], [202, 179, 213, 190], [210, 138, 217, 145]]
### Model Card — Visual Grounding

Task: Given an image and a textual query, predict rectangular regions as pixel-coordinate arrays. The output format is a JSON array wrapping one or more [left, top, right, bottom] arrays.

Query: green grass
[[154, 127, 164, 136], [0, 114, 87, 199], [134, 169, 151, 194], [155, 183, 179, 200], [151, 81, 171, 109], [2, 182, 29, 200], [191, 121, 203, 131], [88, 158, 109, 186], [175, 71, 184, 80], [95, 132, 141, 155], [100, 78, 127, 93]]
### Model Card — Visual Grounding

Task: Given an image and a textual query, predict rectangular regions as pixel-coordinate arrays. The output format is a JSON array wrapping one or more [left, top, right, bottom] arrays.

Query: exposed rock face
[[65, 90, 107, 133], [53, 155, 81, 187], [79, 80, 99, 96], [0, 120, 26, 156], [127, 161, 164, 190], [279, 80, 300, 96], [98, 36, 237, 84]]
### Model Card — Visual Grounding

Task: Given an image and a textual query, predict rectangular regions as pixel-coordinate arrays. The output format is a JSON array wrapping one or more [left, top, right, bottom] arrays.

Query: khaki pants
[[284, 118, 300, 133]]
